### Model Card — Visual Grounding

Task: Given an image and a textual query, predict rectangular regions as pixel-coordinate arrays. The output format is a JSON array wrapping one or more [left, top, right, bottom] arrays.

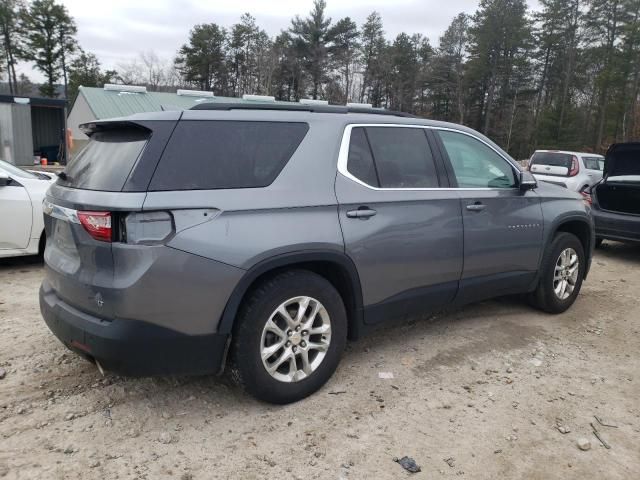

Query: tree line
[[1, 0, 639, 158]]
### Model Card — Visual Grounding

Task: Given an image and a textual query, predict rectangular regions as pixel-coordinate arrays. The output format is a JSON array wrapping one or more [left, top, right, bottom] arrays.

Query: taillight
[[78, 211, 112, 242], [569, 156, 579, 177], [580, 191, 592, 206]]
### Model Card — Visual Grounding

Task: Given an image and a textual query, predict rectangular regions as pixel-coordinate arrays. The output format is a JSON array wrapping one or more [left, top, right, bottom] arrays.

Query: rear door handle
[[466, 203, 486, 212], [346, 208, 377, 219]]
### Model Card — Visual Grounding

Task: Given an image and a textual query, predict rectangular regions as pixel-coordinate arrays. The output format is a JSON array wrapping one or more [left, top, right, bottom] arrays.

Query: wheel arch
[[548, 216, 594, 278], [218, 251, 364, 341]]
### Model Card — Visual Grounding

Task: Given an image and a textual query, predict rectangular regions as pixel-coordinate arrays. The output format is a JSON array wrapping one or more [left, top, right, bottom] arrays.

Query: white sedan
[[0, 159, 56, 258]]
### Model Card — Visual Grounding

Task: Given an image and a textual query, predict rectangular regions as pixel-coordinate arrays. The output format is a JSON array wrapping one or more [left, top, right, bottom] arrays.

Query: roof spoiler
[[79, 120, 153, 137]]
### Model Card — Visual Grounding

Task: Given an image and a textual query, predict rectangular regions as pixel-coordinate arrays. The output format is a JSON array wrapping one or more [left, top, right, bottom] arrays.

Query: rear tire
[[229, 270, 347, 404], [530, 232, 585, 314]]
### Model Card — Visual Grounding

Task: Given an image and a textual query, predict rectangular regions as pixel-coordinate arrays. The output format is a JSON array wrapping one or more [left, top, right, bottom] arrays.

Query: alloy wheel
[[553, 247, 579, 300], [260, 296, 332, 383]]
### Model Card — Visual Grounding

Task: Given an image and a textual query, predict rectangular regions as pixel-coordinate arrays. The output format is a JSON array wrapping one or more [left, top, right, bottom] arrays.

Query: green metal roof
[[78, 86, 287, 119]]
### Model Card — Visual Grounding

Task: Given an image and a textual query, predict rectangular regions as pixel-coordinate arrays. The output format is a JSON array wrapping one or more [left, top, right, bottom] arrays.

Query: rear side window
[[583, 156, 604, 171], [59, 129, 149, 191], [367, 127, 438, 188], [346, 126, 438, 188], [346, 128, 379, 187], [149, 121, 308, 191], [530, 152, 573, 169]]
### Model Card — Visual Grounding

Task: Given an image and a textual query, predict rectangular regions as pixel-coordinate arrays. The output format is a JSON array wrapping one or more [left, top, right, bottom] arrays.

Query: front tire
[[530, 232, 585, 314], [230, 270, 347, 404]]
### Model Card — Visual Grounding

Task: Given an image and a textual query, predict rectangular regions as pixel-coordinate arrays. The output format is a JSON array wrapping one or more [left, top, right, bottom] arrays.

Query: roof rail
[[190, 102, 415, 117]]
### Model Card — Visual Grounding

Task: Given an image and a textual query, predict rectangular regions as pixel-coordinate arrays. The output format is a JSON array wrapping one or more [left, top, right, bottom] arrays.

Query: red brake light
[[78, 211, 112, 242], [580, 191, 592, 206], [569, 156, 579, 177]]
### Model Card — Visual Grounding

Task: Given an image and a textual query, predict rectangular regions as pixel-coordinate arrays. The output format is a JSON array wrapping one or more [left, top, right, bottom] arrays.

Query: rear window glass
[[149, 121, 309, 191], [530, 152, 572, 169], [58, 129, 149, 191]]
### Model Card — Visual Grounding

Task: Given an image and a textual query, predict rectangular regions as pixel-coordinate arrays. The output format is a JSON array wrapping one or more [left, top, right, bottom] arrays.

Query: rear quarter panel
[[142, 114, 346, 269]]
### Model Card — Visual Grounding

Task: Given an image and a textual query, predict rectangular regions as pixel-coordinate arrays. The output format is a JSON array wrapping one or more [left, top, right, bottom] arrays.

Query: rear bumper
[[40, 281, 228, 376], [593, 207, 640, 243]]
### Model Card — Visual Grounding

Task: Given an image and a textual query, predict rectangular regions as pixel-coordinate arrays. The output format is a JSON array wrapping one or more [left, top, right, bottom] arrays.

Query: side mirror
[[519, 171, 537, 191], [0, 172, 10, 187]]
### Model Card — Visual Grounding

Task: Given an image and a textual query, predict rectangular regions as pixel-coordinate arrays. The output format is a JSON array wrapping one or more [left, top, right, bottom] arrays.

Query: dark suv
[[40, 103, 594, 403]]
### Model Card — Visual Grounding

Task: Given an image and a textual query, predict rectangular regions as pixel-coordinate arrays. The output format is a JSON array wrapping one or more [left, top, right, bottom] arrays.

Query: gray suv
[[40, 103, 594, 403]]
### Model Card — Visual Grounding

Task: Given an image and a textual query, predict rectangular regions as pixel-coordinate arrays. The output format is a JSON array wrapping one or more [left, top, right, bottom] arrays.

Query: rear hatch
[[43, 117, 178, 318], [594, 143, 640, 215], [529, 151, 576, 177]]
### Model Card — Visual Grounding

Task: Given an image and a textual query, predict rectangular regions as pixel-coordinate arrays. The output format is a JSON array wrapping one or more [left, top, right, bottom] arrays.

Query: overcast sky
[[19, 0, 541, 81]]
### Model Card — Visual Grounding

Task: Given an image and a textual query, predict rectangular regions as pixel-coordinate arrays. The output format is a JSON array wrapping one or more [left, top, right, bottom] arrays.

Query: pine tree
[[67, 50, 115, 104], [328, 17, 359, 102], [174, 23, 227, 93], [359, 11, 387, 105], [21, 0, 77, 98], [55, 2, 76, 99], [584, 0, 626, 149], [430, 13, 469, 123], [290, 0, 333, 99], [466, 0, 532, 136], [0, 0, 23, 94]]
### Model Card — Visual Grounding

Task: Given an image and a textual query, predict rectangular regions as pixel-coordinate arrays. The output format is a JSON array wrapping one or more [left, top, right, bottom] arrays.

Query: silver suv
[[40, 103, 594, 403]]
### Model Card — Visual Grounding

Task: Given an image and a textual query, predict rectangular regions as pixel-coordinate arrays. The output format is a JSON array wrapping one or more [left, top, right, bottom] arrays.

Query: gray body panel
[[335, 175, 463, 311], [457, 188, 543, 279]]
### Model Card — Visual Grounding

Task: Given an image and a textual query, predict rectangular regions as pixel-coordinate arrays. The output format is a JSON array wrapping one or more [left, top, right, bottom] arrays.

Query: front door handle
[[466, 203, 486, 212], [346, 207, 377, 219]]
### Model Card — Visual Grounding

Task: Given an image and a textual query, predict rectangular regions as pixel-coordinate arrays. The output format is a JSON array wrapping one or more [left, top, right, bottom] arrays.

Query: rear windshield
[[149, 121, 309, 191], [58, 129, 149, 191], [530, 152, 572, 168]]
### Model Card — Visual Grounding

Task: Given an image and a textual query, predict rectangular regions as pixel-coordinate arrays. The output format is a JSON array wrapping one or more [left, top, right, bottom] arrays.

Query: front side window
[[345, 126, 439, 188], [437, 131, 517, 188]]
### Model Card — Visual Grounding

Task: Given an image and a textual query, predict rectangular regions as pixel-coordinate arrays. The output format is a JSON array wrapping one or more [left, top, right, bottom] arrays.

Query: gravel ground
[[1, 243, 639, 479]]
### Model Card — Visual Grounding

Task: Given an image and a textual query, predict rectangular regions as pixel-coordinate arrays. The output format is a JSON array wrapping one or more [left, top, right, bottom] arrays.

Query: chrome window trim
[[42, 199, 80, 224], [336, 123, 520, 192]]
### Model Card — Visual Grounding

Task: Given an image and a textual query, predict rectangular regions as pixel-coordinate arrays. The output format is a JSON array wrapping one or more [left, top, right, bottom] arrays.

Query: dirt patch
[[1, 242, 639, 479]]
